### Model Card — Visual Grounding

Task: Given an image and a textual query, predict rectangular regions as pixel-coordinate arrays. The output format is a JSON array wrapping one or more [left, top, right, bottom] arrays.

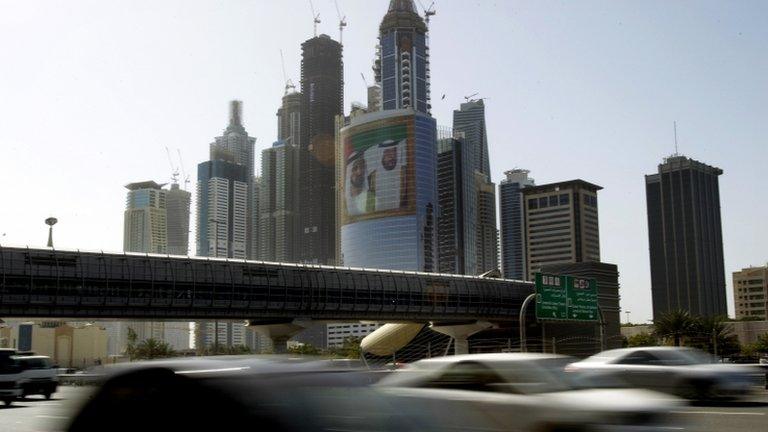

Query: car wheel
[[44, 391, 52, 400], [2, 398, 12, 407], [684, 379, 713, 401]]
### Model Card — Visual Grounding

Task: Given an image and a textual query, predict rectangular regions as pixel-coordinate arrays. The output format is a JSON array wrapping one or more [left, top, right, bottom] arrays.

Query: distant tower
[[166, 183, 191, 255], [210, 101, 256, 259], [123, 181, 167, 254], [298, 34, 344, 265], [499, 170, 535, 280], [646, 155, 726, 318], [375, 0, 431, 114]]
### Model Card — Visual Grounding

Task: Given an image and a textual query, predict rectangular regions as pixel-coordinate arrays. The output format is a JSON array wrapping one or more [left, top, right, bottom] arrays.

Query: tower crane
[[309, 0, 321, 37], [280, 49, 296, 95], [165, 147, 180, 184], [417, 0, 436, 27], [177, 149, 190, 190], [334, 0, 347, 44]]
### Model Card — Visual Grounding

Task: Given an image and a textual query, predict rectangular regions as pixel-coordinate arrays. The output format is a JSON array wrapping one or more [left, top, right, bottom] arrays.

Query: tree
[[329, 337, 363, 359], [687, 315, 737, 356], [132, 338, 176, 360], [199, 344, 252, 356], [627, 332, 657, 347], [653, 309, 697, 346], [287, 343, 321, 355], [755, 333, 768, 353]]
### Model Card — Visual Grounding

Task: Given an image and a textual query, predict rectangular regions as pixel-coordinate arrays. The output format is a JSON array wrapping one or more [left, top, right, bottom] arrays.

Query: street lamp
[[45, 217, 58, 248]]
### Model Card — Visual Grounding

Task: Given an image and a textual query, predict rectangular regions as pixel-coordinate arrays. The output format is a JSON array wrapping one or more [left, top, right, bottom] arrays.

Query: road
[[0, 386, 766, 431]]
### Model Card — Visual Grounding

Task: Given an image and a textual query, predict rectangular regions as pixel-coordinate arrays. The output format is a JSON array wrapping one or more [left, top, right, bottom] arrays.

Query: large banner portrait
[[341, 117, 415, 225]]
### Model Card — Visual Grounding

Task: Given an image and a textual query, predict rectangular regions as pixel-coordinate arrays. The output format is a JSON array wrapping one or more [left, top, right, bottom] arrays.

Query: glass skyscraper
[[375, 0, 431, 114], [339, 109, 437, 272], [499, 169, 535, 280], [646, 155, 727, 318]]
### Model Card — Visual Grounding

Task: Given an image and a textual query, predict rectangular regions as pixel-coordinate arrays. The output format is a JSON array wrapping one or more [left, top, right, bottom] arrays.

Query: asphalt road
[[0, 385, 766, 431]]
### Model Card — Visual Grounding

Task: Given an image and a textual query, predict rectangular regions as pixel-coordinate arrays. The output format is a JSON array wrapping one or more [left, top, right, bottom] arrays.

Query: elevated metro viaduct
[[0, 246, 538, 350]]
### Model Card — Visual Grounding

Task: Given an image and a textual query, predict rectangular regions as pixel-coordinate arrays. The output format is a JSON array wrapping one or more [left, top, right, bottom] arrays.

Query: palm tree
[[690, 315, 735, 356], [653, 309, 696, 346]]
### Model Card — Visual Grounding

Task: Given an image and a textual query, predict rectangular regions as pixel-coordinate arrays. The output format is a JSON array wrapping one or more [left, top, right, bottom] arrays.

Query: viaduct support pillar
[[430, 321, 495, 355], [245, 319, 311, 354]]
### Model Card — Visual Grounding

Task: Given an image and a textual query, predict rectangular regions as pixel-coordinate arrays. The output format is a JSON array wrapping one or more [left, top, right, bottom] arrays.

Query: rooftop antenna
[[673, 121, 679, 156], [279, 50, 296, 95], [309, 0, 321, 37], [334, 0, 347, 44], [177, 149, 190, 190], [165, 146, 180, 184]]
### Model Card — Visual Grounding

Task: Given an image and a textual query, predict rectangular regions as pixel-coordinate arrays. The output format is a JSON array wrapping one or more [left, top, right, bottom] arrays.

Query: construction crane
[[165, 147, 180, 184], [309, 0, 321, 37], [177, 149, 190, 190], [417, 0, 436, 27], [279, 49, 296, 95], [464, 93, 479, 102], [334, 0, 347, 44]]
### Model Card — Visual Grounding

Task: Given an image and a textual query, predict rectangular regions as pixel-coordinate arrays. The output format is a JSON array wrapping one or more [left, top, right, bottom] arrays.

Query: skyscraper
[[197, 103, 253, 260], [259, 141, 298, 262], [195, 104, 254, 350], [451, 100, 499, 275], [522, 180, 602, 280], [210, 101, 256, 258], [375, 0, 431, 114], [123, 181, 167, 254], [499, 169, 535, 280], [298, 35, 343, 265], [436, 134, 476, 274], [339, 109, 437, 272], [646, 155, 727, 318], [121, 182, 189, 353], [166, 183, 191, 255]]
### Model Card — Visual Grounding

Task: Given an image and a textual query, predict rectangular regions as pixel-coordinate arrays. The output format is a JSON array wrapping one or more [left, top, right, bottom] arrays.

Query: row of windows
[[528, 194, 570, 210]]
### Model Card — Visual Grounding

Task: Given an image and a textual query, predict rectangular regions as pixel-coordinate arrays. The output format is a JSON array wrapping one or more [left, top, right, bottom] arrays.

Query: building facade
[[733, 265, 767, 320], [197, 155, 249, 259], [645, 156, 727, 318], [123, 181, 167, 254], [522, 180, 602, 280], [499, 169, 535, 280], [339, 109, 437, 272], [259, 141, 298, 262], [375, 0, 431, 114], [452, 100, 498, 275], [166, 183, 191, 255], [210, 101, 256, 259], [437, 136, 469, 274], [298, 35, 344, 265]]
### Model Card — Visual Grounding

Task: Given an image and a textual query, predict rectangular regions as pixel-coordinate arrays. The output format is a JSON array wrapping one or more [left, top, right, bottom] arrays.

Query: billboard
[[340, 115, 416, 226]]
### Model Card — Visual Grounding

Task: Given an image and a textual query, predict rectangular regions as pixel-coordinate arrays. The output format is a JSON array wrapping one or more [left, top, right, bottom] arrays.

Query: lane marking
[[672, 410, 765, 416], [35, 415, 68, 420]]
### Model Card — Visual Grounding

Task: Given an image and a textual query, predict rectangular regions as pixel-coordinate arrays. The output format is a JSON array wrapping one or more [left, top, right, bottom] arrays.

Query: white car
[[376, 353, 683, 432], [0, 349, 23, 406], [14, 355, 59, 399], [567, 347, 765, 400]]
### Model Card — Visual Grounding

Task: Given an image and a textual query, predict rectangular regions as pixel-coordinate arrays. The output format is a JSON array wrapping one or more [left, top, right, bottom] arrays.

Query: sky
[[0, 0, 766, 324]]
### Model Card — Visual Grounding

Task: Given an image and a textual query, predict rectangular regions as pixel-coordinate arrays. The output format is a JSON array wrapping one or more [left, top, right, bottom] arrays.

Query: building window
[[528, 199, 538, 210], [539, 197, 549, 208], [559, 194, 569, 205]]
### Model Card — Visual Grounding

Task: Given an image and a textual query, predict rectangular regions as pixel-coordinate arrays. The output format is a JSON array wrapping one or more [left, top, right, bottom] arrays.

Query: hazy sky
[[1, 1, 766, 323]]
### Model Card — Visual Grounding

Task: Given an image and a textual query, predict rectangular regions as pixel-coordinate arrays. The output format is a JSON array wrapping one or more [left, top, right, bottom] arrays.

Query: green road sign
[[567, 276, 599, 321], [535, 273, 598, 322], [535, 273, 568, 320]]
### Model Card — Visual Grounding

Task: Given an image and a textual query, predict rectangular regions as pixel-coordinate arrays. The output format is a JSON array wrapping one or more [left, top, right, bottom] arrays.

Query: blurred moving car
[[376, 353, 683, 432], [0, 349, 23, 406], [567, 347, 765, 400], [14, 355, 59, 399], [66, 356, 436, 432]]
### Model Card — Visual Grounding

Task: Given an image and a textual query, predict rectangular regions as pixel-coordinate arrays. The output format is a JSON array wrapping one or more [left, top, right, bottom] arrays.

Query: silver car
[[377, 353, 683, 432], [567, 347, 765, 400]]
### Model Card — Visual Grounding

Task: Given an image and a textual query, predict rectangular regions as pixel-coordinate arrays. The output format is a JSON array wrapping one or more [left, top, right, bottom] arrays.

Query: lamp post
[[45, 217, 58, 248], [209, 218, 223, 353]]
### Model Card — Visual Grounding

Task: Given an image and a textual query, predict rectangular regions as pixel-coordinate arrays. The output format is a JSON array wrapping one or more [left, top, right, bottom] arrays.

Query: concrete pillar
[[430, 321, 494, 355], [245, 319, 311, 354]]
